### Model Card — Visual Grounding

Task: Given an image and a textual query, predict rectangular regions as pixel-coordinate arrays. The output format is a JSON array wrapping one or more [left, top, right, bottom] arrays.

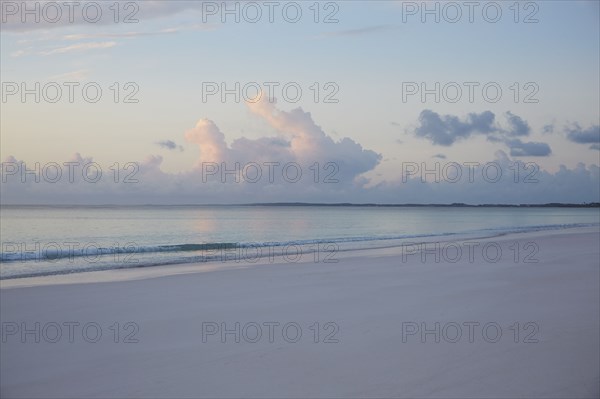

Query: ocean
[[1, 205, 598, 279]]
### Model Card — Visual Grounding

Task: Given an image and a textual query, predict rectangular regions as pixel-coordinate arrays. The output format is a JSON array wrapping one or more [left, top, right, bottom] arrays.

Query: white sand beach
[[1, 227, 599, 398]]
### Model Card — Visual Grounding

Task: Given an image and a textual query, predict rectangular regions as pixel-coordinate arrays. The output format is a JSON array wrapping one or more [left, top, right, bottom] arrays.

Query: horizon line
[[1, 202, 599, 208]]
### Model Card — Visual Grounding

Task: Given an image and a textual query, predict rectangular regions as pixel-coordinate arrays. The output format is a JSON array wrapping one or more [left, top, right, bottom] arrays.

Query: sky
[[1, 0, 599, 204]]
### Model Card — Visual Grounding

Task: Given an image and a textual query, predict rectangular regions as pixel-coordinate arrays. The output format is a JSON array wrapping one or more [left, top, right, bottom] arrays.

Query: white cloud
[[1, 102, 598, 205], [10, 49, 30, 58], [48, 69, 90, 81], [41, 41, 117, 55], [185, 96, 382, 186], [0, 1, 201, 32]]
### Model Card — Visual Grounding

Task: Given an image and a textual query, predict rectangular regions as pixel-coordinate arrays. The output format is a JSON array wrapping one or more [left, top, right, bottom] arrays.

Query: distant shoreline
[[1, 202, 599, 208]]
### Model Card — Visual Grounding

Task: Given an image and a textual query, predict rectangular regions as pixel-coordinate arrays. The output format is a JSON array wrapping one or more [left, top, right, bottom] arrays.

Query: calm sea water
[[1, 205, 598, 279]]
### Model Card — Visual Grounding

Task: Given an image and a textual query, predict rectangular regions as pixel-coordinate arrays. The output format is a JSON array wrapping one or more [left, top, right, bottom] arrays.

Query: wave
[[1, 222, 597, 263], [0, 242, 238, 262]]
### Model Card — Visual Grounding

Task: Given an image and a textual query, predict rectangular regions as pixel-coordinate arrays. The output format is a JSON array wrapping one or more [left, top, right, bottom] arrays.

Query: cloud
[[1, 103, 597, 205], [542, 124, 555, 134], [185, 119, 229, 164], [48, 69, 90, 81], [185, 96, 382, 186], [366, 151, 599, 205], [504, 111, 530, 137], [317, 25, 397, 38], [413, 109, 496, 146], [411, 109, 552, 156], [61, 29, 180, 41], [10, 49, 31, 58], [0, 1, 201, 32], [59, 26, 214, 41], [156, 140, 184, 152], [2, 151, 598, 205], [1, 98, 387, 204], [6, 25, 211, 59], [506, 139, 552, 157], [41, 41, 116, 55], [565, 124, 600, 144]]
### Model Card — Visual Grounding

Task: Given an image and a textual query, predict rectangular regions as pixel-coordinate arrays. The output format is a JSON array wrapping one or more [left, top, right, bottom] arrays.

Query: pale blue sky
[[1, 1, 599, 203]]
